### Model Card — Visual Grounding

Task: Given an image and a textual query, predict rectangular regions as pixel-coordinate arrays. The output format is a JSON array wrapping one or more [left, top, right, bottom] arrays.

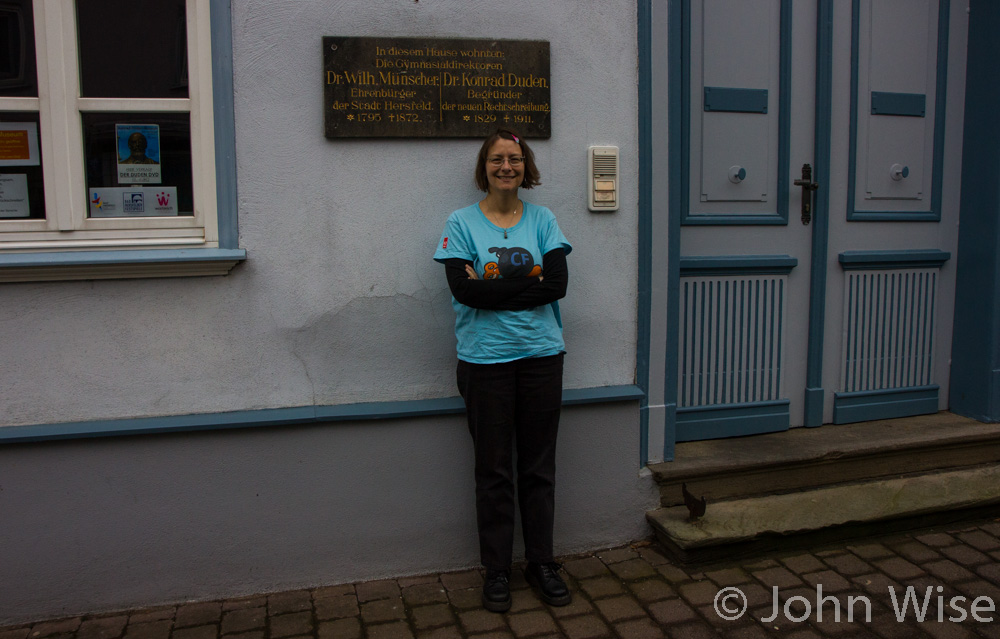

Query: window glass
[[0, 112, 44, 219], [0, 0, 38, 98], [82, 113, 194, 218], [76, 0, 188, 99]]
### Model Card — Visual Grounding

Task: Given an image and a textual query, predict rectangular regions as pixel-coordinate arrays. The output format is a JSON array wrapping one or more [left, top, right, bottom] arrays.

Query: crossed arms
[[442, 248, 568, 311]]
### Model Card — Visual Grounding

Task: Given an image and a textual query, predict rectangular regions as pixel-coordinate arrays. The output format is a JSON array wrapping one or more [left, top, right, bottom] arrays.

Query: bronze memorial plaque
[[323, 37, 550, 138]]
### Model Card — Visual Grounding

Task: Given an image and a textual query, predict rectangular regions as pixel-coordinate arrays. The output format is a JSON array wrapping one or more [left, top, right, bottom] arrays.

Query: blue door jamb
[[637, 0, 653, 465], [803, 0, 834, 427], [662, 0, 686, 461], [950, 0, 1000, 423]]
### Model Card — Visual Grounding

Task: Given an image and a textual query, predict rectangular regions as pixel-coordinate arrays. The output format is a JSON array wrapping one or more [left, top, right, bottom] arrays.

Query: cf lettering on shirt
[[511, 251, 531, 266]]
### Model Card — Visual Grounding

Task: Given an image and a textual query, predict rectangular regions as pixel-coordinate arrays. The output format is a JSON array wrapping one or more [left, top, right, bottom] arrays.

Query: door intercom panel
[[588, 146, 619, 212]]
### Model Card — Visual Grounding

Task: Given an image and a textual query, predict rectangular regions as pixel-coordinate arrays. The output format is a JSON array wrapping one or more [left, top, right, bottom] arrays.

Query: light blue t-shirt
[[434, 201, 572, 364]]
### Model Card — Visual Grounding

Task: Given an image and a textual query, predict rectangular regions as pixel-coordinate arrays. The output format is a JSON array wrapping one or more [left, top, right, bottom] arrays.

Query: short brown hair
[[474, 128, 541, 192]]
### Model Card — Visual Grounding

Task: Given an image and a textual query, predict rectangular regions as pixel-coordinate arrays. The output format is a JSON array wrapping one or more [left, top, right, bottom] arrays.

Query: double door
[[667, 0, 963, 442]]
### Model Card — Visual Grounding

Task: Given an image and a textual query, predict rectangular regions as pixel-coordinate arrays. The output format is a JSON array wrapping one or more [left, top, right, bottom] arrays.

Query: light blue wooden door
[[668, 0, 963, 442]]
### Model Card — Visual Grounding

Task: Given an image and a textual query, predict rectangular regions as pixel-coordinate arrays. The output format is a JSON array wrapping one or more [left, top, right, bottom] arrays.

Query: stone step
[[649, 413, 1000, 508], [646, 463, 1000, 564]]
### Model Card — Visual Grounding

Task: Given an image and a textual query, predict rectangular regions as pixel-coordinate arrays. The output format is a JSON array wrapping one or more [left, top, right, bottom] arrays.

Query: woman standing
[[434, 129, 572, 612]]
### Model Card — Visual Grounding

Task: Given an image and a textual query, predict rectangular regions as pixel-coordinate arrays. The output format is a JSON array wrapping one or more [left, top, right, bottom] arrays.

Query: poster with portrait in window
[[116, 124, 162, 184]]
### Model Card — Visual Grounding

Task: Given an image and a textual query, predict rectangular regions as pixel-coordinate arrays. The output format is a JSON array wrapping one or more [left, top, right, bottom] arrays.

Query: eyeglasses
[[487, 156, 524, 168]]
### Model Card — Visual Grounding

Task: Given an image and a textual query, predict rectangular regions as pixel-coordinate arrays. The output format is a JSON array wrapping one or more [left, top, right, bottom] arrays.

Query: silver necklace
[[486, 205, 520, 239]]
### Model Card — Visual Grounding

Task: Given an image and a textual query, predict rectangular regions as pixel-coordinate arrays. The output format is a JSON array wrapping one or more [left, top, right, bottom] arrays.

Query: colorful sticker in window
[[0, 123, 40, 167], [89, 186, 177, 218]]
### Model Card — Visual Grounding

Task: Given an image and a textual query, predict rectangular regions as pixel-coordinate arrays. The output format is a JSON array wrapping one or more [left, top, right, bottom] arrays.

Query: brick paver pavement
[[3, 518, 1000, 639]]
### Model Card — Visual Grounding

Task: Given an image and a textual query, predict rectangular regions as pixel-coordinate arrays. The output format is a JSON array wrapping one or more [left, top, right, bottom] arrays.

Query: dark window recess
[[0, 1, 39, 97], [76, 0, 188, 99]]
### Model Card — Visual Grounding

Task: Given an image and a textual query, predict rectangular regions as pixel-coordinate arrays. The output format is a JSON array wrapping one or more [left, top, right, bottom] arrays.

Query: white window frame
[[0, 0, 242, 281]]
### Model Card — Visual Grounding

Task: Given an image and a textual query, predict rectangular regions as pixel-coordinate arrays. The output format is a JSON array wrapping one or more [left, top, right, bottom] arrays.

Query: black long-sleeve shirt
[[443, 248, 568, 311]]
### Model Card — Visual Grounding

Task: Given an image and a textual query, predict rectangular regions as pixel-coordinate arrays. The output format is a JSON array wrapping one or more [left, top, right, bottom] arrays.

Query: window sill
[[0, 248, 247, 283]]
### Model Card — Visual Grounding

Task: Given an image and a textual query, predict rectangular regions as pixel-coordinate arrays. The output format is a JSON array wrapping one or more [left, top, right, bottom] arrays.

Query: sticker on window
[[0, 174, 31, 217], [0, 123, 40, 167], [116, 124, 162, 185], [90, 186, 178, 217]]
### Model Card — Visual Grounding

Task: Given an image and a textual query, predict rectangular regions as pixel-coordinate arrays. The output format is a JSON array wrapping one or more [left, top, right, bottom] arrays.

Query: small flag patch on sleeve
[[442, 237, 448, 249]]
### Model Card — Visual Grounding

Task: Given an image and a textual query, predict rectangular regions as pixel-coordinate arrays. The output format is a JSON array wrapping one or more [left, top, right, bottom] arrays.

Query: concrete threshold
[[650, 412, 1000, 506], [649, 464, 1000, 548], [646, 412, 1000, 563], [647, 464, 1000, 563]]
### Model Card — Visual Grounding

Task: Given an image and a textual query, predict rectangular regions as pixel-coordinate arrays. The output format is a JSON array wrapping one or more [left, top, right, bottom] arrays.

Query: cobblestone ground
[[3, 518, 1000, 639]]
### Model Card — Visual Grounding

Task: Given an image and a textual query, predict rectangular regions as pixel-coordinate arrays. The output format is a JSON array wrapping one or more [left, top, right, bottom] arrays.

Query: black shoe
[[524, 562, 571, 606], [482, 568, 512, 612]]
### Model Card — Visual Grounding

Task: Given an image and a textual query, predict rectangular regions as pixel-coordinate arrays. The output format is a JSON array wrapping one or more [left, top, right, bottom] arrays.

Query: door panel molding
[[681, 0, 792, 225], [841, 269, 939, 392], [678, 275, 788, 408], [870, 91, 927, 117], [834, 385, 940, 424], [703, 87, 769, 113], [846, 0, 950, 221], [832, 250, 949, 424], [677, 400, 790, 442], [838, 248, 950, 270], [675, 255, 797, 441], [679, 254, 797, 276]]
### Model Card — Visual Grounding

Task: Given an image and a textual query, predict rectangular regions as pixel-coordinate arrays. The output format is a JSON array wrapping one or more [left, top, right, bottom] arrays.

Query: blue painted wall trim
[[703, 87, 768, 113], [679, 0, 792, 226], [676, 400, 790, 442], [211, 0, 240, 249], [870, 91, 926, 117], [838, 249, 950, 270], [950, 0, 1000, 423], [803, 0, 834, 427], [637, 0, 653, 466], [833, 385, 940, 424], [564, 386, 645, 405], [679, 254, 797, 276], [0, 248, 246, 269], [0, 385, 645, 445], [846, 0, 949, 222]]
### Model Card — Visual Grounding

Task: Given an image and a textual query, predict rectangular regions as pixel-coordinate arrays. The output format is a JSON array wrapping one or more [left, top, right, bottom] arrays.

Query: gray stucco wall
[[229, 0, 640, 409], [0, 0, 649, 625], [0, 404, 655, 625]]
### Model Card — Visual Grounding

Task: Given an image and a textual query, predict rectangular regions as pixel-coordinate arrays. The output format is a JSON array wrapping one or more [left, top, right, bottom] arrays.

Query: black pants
[[457, 353, 564, 571]]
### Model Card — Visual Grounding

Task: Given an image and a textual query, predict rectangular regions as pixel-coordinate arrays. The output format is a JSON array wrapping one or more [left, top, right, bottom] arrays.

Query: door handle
[[793, 163, 819, 225]]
